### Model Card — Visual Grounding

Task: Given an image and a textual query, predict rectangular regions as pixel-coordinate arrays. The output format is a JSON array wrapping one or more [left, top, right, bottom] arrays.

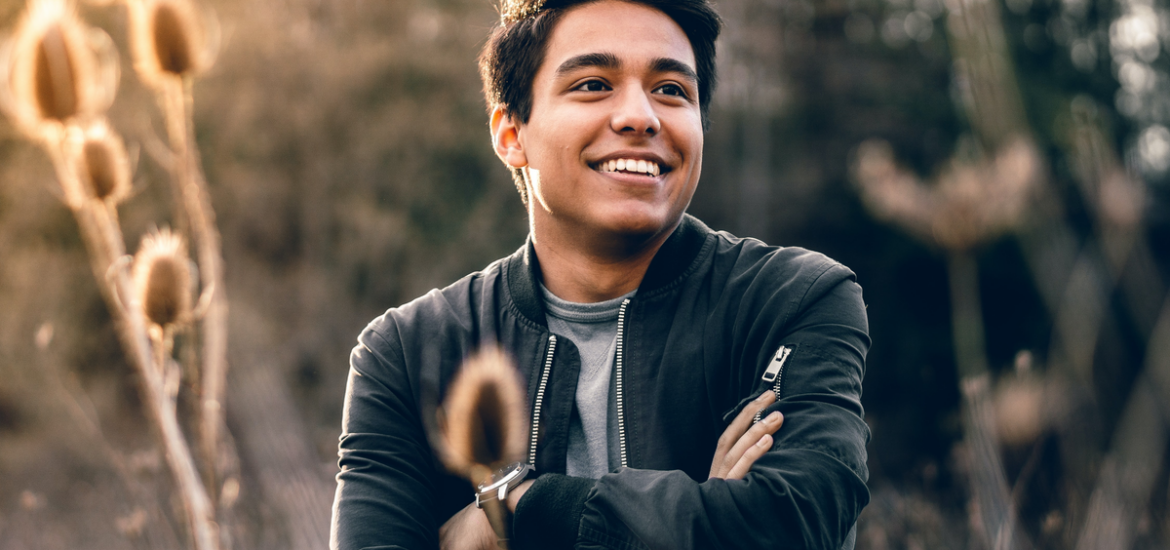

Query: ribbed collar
[[506, 214, 711, 327]]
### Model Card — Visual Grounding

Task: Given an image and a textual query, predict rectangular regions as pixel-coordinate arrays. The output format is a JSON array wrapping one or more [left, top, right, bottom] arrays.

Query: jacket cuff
[[513, 473, 595, 550]]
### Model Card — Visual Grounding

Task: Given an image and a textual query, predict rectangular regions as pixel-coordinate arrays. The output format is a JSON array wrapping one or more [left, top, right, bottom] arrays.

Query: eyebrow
[[555, 53, 620, 76], [650, 57, 698, 85], [554, 53, 698, 85]]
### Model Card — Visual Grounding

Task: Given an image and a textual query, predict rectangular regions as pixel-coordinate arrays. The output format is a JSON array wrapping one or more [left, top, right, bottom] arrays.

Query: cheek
[[684, 115, 704, 155], [523, 122, 576, 168], [665, 111, 704, 153]]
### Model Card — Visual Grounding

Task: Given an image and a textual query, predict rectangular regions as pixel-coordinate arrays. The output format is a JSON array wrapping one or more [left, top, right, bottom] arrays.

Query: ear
[[490, 106, 528, 169]]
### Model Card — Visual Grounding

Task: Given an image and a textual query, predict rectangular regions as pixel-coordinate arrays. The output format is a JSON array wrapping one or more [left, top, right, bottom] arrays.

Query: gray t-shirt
[[540, 285, 635, 479]]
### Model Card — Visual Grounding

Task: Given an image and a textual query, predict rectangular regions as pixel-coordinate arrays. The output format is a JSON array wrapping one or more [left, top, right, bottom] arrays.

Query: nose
[[610, 86, 660, 136]]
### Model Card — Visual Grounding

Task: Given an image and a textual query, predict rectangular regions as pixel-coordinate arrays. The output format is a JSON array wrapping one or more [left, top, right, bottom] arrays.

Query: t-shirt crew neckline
[[539, 285, 635, 322]]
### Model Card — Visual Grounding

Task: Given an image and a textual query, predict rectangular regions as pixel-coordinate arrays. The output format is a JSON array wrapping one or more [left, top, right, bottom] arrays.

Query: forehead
[[541, 1, 696, 75]]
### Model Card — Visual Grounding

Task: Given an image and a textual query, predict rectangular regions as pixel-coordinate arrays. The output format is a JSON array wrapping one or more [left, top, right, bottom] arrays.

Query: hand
[[709, 390, 784, 480], [439, 502, 496, 550]]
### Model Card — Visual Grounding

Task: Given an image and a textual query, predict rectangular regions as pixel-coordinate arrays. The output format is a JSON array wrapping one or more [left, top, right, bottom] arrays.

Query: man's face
[[501, 0, 704, 244]]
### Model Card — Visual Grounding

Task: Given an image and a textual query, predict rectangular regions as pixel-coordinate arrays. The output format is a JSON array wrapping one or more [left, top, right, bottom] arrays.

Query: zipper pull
[[761, 345, 791, 383]]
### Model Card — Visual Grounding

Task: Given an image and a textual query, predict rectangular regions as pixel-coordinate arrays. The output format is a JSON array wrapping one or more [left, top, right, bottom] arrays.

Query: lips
[[597, 157, 661, 176], [591, 153, 671, 178]]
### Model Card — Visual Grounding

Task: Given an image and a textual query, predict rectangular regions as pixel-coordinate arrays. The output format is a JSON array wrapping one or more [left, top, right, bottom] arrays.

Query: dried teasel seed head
[[84, 138, 117, 196], [439, 346, 529, 477], [994, 373, 1047, 447], [68, 121, 131, 204], [130, 0, 212, 86], [852, 137, 1039, 251], [1, 0, 118, 137], [152, 3, 193, 74], [500, 0, 547, 23], [34, 23, 78, 120], [132, 228, 192, 329]]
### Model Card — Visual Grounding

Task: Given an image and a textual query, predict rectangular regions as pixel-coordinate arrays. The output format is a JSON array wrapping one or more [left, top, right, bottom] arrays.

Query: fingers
[[722, 411, 783, 480], [709, 391, 780, 479], [726, 433, 773, 480], [715, 391, 775, 456]]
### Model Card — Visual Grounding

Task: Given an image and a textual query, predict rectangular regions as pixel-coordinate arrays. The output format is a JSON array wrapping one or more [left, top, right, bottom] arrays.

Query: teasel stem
[[947, 251, 1027, 550], [159, 74, 228, 499], [42, 136, 221, 550]]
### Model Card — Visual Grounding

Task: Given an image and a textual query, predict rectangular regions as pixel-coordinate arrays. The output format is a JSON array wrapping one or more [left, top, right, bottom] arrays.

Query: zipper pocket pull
[[761, 345, 792, 383]]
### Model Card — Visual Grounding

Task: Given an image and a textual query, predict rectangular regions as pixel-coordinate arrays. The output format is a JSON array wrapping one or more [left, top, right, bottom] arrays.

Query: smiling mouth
[[594, 158, 664, 177]]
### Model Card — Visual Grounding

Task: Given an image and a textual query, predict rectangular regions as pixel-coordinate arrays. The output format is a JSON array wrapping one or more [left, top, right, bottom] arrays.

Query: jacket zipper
[[528, 335, 557, 465], [753, 345, 791, 423], [615, 299, 631, 468]]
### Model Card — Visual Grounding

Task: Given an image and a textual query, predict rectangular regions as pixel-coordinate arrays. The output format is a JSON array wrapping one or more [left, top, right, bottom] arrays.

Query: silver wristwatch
[[475, 461, 535, 549], [476, 461, 535, 508]]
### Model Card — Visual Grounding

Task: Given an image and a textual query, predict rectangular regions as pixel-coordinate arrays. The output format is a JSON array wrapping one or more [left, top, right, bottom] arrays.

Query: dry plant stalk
[[948, 252, 1024, 550], [129, 0, 230, 497], [438, 346, 530, 485], [0, 1, 223, 549], [1058, 103, 1168, 550], [851, 140, 1042, 550], [1074, 296, 1170, 550], [856, 0, 1168, 544], [851, 0, 1045, 545]]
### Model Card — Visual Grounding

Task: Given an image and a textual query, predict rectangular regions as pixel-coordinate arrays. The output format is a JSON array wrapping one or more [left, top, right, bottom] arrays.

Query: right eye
[[573, 79, 610, 92]]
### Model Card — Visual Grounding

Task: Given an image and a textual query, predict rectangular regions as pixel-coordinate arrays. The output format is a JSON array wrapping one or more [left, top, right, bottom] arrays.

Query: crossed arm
[[439, 391, 785, 549]]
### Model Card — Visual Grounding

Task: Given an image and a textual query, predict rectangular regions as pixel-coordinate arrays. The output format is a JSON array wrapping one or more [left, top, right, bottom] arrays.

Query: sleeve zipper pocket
[[754, 345, 791, 424]]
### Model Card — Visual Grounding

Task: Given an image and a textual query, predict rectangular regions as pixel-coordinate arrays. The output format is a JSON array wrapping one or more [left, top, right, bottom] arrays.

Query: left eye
[[654, 84, 687, 97]]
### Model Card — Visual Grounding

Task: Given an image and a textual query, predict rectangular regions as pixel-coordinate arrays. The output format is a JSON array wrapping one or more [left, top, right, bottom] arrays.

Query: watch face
[[478, 462, 526, 492]]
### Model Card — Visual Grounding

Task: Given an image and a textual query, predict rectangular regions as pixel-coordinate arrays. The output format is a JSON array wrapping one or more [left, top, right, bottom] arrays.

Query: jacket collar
[[506, 214, 711, 327]]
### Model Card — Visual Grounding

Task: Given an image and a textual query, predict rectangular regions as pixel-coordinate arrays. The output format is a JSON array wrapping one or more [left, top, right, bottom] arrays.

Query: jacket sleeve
[[330, 323, 442, 550], [523, 263, 870, 550]]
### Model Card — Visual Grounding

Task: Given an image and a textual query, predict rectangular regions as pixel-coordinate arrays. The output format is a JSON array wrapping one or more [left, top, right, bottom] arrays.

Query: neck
[[532, 219, 678, 303]]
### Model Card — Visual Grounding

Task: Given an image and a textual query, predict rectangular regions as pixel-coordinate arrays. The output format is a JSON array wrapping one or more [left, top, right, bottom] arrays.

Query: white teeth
[[599, 158, 661, 176]]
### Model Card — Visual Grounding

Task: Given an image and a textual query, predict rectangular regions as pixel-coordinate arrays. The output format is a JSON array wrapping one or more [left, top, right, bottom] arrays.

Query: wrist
[[506, 479, 534, 512], [475, 462, 536, 546]]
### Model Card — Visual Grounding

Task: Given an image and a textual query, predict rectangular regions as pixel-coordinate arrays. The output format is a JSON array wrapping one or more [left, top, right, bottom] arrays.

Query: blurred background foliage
[[0, 0, 1168, 548]]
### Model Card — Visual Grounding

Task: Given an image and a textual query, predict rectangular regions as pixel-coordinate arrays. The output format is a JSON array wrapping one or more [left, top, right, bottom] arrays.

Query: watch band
[[480, 498, 512, 549], [475, 462, 535, 550]]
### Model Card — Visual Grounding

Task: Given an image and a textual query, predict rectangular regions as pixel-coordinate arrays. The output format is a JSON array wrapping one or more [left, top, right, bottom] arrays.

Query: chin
[[599, 208, 680, 239]]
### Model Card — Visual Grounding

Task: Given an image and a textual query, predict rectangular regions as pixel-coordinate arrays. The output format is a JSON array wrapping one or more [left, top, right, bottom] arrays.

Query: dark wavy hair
[[478, 0, 722, 204]]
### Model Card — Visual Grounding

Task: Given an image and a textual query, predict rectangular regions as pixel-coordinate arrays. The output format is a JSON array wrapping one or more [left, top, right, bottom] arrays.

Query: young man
[[330, 1, 871, 549]]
